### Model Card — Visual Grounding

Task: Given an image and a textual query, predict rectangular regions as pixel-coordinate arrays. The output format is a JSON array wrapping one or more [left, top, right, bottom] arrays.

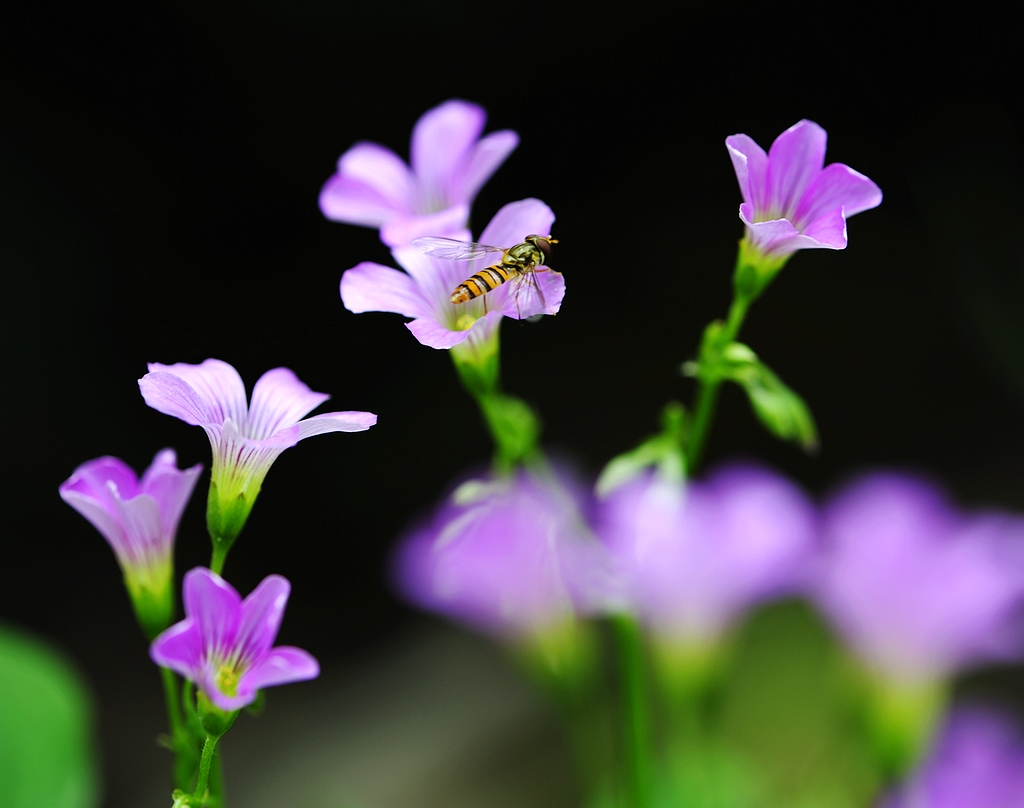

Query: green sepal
[[733, 237, 790, 304], [450, 331, 501, 399], [206, 481, 253, 573], [596, 402, 687, 497], [195, 690, 239, 739], [693, 342, 818, 452], [244, 690, 266, 717], [124, 571, 175, 641], [479, 392, 541, 471]]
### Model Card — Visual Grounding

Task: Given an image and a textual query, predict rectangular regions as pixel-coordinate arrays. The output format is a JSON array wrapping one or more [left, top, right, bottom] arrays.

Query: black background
[[1, 0, 1021, 801]]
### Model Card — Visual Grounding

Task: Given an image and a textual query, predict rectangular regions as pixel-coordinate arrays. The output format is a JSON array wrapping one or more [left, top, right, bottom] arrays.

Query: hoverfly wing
[[411, 236, 505, 261], [508, 268, 559, 320]]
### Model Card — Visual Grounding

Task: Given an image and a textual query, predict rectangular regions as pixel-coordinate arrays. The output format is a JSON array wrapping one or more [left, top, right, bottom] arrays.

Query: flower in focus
[[597, 463, 816, 646], [340, 198, 564, 353], [726, 120, 882, 271], [60, 450, 202, 637], [319, 99, 519, 247], [813, 473, 1024, 684], [393, 465, 608, 640], [150, 567, 318, 711], [139, 359, 376, 554], [882, 709, 1024, 808]]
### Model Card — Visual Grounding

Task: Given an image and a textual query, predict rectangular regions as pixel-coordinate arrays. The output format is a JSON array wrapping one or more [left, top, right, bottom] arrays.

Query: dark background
[[1, 1, 1021, 803]]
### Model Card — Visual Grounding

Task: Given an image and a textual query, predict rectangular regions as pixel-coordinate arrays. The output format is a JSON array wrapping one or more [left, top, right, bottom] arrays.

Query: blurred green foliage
[[0, 623, 99, 808]]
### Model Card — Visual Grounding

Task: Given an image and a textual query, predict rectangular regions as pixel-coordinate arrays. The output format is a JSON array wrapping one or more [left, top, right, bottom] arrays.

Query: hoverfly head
[[528, 235, 557, 260]]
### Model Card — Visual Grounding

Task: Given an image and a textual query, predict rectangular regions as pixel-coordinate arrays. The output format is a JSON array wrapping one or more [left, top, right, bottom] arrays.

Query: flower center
[[454, 313, 478, 331], [216, 663, 241, 698]]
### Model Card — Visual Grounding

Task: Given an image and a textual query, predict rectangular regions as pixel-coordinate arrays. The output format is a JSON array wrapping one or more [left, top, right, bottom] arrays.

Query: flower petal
[[248, 368, 330, 441], [235, 575, 290, 665], [795, 162, 883, 227], [340, 262, 427, 318], [318, 175, 404, 227], [379, 204, 470, 248], [335, 142, 414, 209], [765, 120, 827, 218], [405, 317, 475, 350], [109, 491, 165, 566], [495, 267, 566, 320], [139, 449, 202, 540], [460, 130, 519, 202], [183, 568, 241, 656], [61, 455, 140, 503], [800, 207, 849, 250], [410, 100, 485, 202], [392, 235, 474, 307], [294, 411, 377, 440], [239, 647, 319, 693], [478, 198, 556, 252], [150, 618, 203, 679], [59, 488, 127, 555], [726, 134, 768, 211], [141, 359, 248, 428]]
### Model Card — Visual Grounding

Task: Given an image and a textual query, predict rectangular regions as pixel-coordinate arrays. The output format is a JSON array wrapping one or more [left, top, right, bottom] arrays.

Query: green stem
[[210, 545, 227, 576], [160, 668, 197, 791], [611, 614, 653, 808], [685, 295, 750, 474], [193, 733, 220, 805]]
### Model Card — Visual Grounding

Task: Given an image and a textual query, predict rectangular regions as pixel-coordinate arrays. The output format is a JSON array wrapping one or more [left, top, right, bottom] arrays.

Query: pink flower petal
[[405, 317, 474, 349], [142, 359, 248, 428], [410, 100, 485, 201], [478, 198, 556, 251], [294, 411, 377, 440], [248, 368, 330, 441], [240, 647, 319, 692], [335, 142, 414, 209], [379, 204, 470, 248], [149, 619, 203, 679], [139, 449, 202, 539], [726, 134, 768, 211], [461, 130, 519, 202], [765, 120, 827, 218], [235, 575, 290, 664], [800, 207, 849, 250], [340, 262, 428, 318], [183, 568, 241, 654], [318, 175, 403, 227], [795, 162, 883, 227], [495, 267, 566, 320], [59, 488, 127, 554]]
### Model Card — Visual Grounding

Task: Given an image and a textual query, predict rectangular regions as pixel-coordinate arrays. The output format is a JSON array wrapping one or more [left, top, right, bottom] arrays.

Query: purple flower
[[596, 463, 817, 644], [319, 99, 519, 247], [139, 359, 376, 545], [340, 198, 564, 351], [726, 120, 882, 263], [60, 450, 202, 633], [882, 709, 1024, 808], [393, 466, 608, 638], [813, 474, 1024, 683], [150, 567, 318, 711]]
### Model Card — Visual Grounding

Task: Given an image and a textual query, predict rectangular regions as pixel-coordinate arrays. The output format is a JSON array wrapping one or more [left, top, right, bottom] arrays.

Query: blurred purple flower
[[882, 709, 1024, 808], [596, 463, 816, 643], [139, 359, 376, 542], [60, 450, 201, 631], [726, 120, 882, 261], [319, 99, 519, 247], [150, 567, 319, 711], [393, 466, 609, 638], [341, 198, 563, 350], [813, 474, 1024, 683]]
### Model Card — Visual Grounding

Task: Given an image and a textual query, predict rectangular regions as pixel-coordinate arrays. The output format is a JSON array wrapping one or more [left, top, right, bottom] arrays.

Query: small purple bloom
[[319, 99, 519, 247], [139, 359, 376, 541], [813, 474, 1024, 683], [882, 709, 1024, 808], [393, 466, 608, 638], [726, 120, 882, 261], [341, 198, 564, 350], [151, 567, 318, 711], [60, 450, 201, 626], [597, 463, 816, 643]]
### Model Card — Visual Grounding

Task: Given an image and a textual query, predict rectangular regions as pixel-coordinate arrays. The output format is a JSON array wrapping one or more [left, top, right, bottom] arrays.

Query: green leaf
[[595, 403, 687, 497], [0, 624, 99, 808], [718, 343, 819, 452]]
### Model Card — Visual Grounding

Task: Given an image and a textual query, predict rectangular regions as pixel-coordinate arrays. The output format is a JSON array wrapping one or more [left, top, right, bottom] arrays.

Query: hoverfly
[[411, 234, 559, 316]]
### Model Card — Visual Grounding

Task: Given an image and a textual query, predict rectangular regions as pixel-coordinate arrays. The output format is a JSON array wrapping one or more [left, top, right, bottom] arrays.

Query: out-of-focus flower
[[882, 709, 1024, 808], [597, 463, 816, 645], [340, 198, 563, 352], [150, 568, 318, 711], [60, 450, 202, 636], [813, 474, 1024, 684], [319, 99, 519, 247], [726, 120, 881, 269], [139, 359, 376, 554], [393, 465, 608, 639]]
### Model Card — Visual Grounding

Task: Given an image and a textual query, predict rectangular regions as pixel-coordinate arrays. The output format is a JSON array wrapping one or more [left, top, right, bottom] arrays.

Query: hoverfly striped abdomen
[[450, 262, 518, 304]]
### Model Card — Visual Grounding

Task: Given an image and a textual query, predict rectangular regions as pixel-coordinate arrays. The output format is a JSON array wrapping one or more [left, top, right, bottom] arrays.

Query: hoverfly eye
[[536, 238, 552, 259]]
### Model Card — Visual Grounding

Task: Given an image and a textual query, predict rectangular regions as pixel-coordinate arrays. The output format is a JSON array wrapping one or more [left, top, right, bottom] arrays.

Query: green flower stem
[[160, 668, 198, 791], [685, 294, 751, 473], [611, 614, 654, 808], [192, 733, 220, 805], [209, 544, 228, 576]]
